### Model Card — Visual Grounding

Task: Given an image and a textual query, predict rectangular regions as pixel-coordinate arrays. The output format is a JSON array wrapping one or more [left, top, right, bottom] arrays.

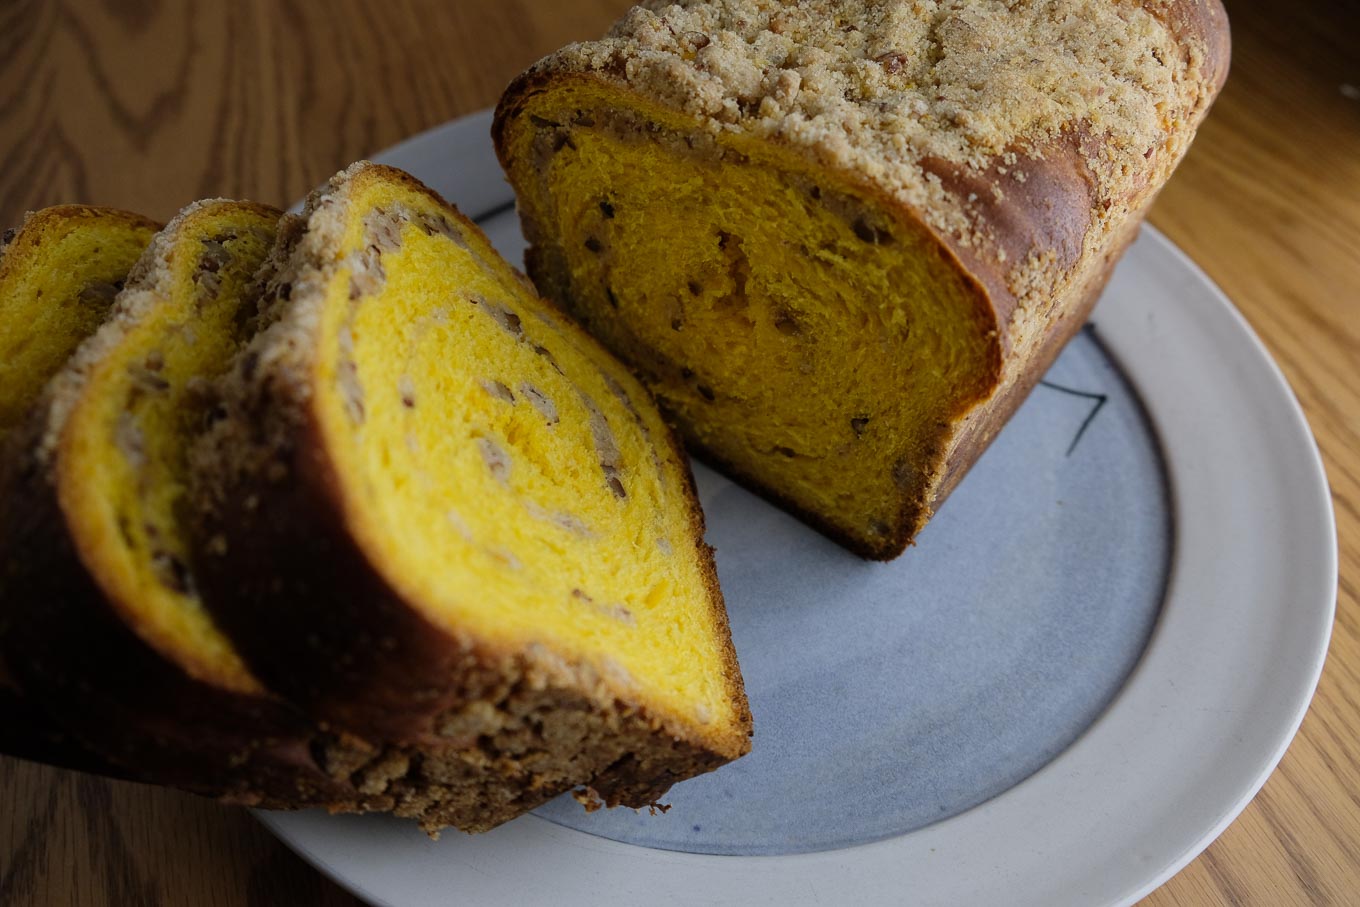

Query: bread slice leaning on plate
[[190, 162, 752, 832]]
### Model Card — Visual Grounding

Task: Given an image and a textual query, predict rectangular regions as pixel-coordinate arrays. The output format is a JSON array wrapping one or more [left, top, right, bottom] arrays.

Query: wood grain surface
[[1, 0, 1356, 904]]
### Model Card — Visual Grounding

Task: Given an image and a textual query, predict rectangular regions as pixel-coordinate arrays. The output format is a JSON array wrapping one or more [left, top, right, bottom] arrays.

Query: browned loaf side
[[494, 0, 1231, 559], [190, 162, 750, 833]]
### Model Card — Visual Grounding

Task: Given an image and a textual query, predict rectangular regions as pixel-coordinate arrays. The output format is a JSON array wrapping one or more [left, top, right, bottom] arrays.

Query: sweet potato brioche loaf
[[494, 0, 1230, 558], [0, 205, 157, 773], [192, 162, 750, 832], [0, 200, 410, 807]]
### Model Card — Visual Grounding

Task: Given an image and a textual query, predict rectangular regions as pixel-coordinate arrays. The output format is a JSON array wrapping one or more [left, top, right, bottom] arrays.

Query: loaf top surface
[[536, 0, 1227, 201], [511, 0, 1229, 311]]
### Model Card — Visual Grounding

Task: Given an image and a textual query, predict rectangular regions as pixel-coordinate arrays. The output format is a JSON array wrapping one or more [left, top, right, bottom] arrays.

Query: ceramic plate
[[260, 110, 1337, 906]]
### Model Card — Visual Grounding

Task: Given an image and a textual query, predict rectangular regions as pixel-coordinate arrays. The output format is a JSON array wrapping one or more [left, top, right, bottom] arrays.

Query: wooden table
[[1, 1, 1356, 903]]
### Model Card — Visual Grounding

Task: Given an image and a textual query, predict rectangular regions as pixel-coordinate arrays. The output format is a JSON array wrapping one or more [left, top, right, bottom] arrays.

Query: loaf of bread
[[494, 0, 1230, 558], [0, 205, 159, 774], [190, 162, 750, 831], [0, 200, 415, 808]]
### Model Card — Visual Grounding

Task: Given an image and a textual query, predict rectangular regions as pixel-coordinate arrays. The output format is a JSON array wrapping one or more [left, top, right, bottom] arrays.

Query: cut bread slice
[[0, 205, 158, 773], [493, 0, 1229, 559], [0, 200, 408, 807], [193, 162, 751, 831]]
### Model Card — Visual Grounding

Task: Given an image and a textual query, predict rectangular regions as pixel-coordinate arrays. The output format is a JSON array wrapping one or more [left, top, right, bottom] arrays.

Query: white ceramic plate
[[260, 110, 1337, 906]]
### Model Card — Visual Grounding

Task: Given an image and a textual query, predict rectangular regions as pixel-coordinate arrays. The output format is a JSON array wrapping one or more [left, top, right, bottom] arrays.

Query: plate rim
[[259, 110, 1338, 907]]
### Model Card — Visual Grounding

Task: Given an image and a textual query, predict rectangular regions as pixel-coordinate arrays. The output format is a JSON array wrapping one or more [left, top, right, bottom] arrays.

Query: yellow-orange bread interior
[[194, 162, 751, 831], [494, 0, 1230, 559]]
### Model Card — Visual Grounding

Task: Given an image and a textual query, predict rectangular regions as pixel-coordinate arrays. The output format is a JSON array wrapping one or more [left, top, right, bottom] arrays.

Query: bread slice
[[0, 200, 410, 807], [192, 162, 751, 832], [493, 0, 1230, 559], [0, 205, 158, 773]]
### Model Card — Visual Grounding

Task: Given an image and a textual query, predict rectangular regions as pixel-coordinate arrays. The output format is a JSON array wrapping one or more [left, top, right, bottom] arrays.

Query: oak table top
[[2, 1, 1356, 904]]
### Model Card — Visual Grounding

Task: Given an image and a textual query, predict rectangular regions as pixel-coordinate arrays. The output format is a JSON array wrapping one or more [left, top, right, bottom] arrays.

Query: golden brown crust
[[932, 217, 1142, 520], [1144, 0, 1232, 99], [494, 0, 1229, 557], [190, 163, 749, 831]]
